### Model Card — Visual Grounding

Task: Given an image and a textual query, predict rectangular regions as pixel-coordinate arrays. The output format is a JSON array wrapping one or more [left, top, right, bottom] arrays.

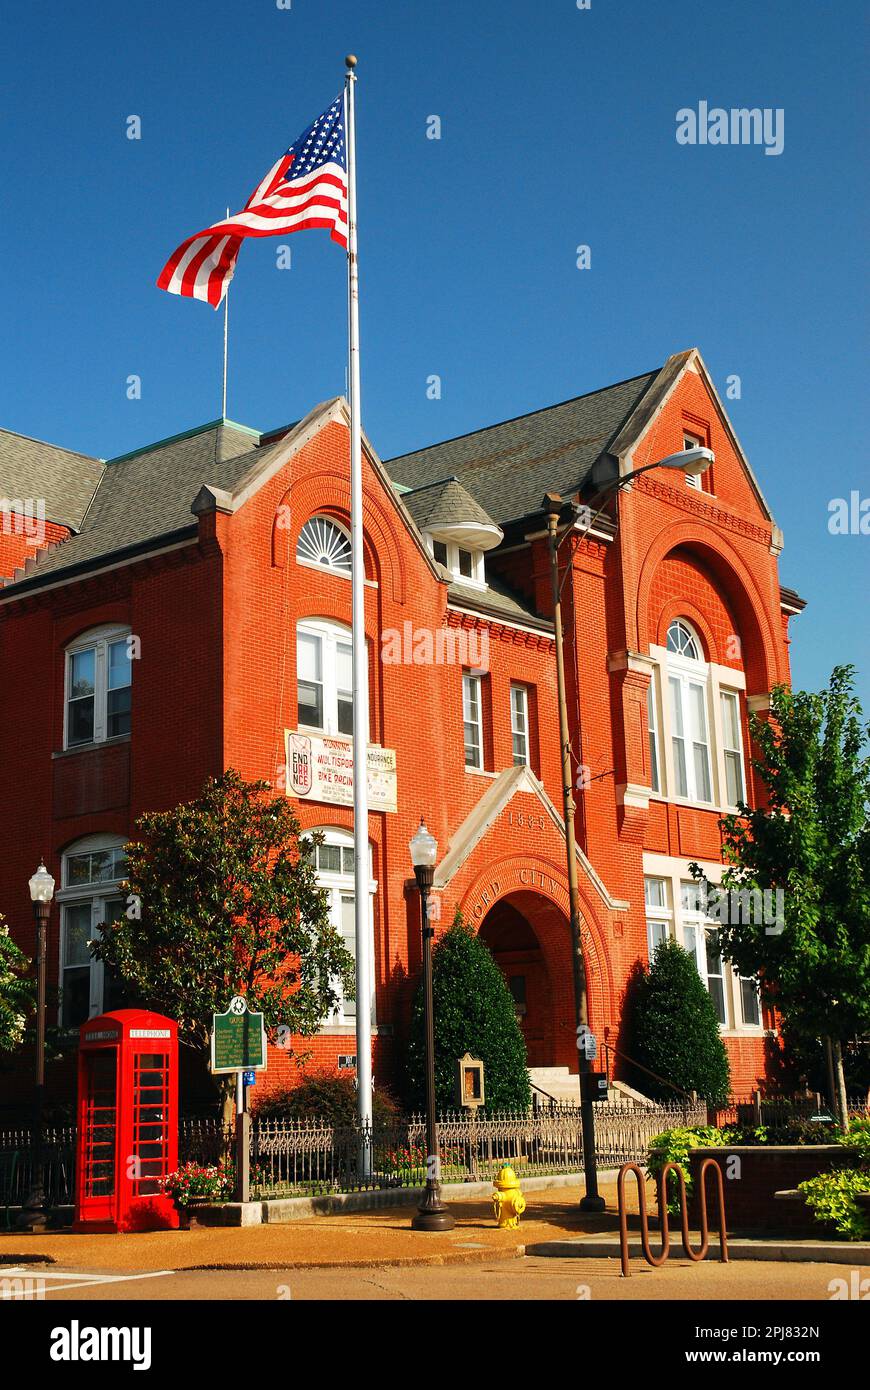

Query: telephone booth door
[[78, 1047, 119, 1226], [126, 1047, 177, 1228]]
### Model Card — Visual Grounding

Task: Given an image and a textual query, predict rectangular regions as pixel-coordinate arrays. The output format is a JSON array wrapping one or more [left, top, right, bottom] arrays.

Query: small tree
[[692, 666, 870, 1128], [0, 917, 34, 1055], [405, 914, 530, 1113], [93, 771, 354, 1113], [630, 938, 730, 1106]]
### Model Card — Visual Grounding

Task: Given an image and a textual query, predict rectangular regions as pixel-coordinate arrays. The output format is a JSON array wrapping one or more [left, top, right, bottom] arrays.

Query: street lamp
[[409, 818, 455, 1232], [542, 446, 714, 1213], [18, 860, 56, 1231]]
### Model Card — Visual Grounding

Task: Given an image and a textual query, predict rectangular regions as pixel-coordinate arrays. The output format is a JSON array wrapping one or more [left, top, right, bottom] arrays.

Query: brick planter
[[687, 1146, 844, 1236]]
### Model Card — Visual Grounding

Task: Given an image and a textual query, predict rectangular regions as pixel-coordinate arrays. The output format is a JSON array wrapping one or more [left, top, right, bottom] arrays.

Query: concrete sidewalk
[[0, 1180, 635, 1273]]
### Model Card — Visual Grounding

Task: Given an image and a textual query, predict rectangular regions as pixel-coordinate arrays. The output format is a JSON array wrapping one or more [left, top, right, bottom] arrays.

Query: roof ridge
[[385, 368, 661, 462], [105, 417, 260, 466]]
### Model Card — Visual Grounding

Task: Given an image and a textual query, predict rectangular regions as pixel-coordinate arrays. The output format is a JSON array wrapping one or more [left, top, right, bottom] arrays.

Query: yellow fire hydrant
[[492, 1164, 526, 1228]]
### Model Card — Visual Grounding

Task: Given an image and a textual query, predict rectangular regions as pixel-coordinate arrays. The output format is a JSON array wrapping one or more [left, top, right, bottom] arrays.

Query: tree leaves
[[92, 771, 354, 1057]]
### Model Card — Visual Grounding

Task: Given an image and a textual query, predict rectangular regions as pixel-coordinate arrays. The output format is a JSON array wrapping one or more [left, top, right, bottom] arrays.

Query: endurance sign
[[285, 731, 397, 812], [210, 996, 267, 1074]]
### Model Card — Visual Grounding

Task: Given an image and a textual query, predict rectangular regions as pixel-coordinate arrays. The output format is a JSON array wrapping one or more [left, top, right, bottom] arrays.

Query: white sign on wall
[[284, 731, 398, 813]]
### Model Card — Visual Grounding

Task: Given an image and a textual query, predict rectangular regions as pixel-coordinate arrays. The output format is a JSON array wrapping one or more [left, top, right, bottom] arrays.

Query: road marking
[[1, 1267, 176, 1296]]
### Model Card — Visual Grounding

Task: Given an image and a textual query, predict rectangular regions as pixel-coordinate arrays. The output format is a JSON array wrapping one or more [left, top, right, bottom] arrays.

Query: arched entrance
[[479, 893, 557, 1068]]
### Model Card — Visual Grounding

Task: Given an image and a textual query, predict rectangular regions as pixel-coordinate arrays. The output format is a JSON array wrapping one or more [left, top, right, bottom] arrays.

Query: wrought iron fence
[[1, 1094, 863, 1209]]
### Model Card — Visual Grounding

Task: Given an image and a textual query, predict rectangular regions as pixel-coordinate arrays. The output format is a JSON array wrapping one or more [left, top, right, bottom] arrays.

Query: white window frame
[[663, 621, 714, 806], [64, 625, 132, 750], [463, 672, 484, 770], [510, 684, 530, 767], [720, 688, 747, 808], [427, 536, 487, 589], [306, 828, 377, 1031], [642, 853, 765, 1036], [643, 875, 672, 958], [57, 834, 129, 1030], [647, 677, 661, 794], [296, 618, 354, 737], [296, 515, 352, 579], [648, 636, 747, 814], [683, 431, 710, 492]]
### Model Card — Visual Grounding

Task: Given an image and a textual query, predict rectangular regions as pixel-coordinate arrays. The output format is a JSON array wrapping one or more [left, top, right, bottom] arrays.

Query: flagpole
[[221, 207, 230, 418], [345, 54, 373, 1147]]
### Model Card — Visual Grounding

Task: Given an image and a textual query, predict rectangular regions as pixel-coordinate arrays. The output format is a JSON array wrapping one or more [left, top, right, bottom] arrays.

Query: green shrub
[[405, 915, 530, 1113], [251, 1070, 400, 1126], [630, 939, 730, 1106], [647, 1126, 731, 1213], [798, 1169, 870, 1241], [838, 1116, 870, 1164]]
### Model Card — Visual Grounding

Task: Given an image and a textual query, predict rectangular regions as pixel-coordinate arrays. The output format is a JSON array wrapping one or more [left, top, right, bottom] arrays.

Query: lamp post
[[18, 860, 55, 1231], [409, 818, 455, 1232], [542, 445, 713, 1212]]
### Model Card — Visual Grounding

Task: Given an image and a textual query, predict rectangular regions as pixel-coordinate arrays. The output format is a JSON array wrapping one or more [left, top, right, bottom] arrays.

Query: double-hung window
[[720, 689, 746, 807], [296, 620, 354, 736], [305, 830, 375, 1027], [463, 673, 483, 769], [666, 622, 712, 804], [679, 880, 727, 1025], [510, 685, 530, 767], [65, 628, 132, 748], [57, 838, 129, 1030], [647, 680, 661, 793], [644, 877, 671, 958]]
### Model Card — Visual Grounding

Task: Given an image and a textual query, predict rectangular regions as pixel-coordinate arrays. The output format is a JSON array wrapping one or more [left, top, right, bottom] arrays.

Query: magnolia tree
[[692, 666, 870, 1128], [93, 771, 354, 1116], [0, 917, 34, 1055]]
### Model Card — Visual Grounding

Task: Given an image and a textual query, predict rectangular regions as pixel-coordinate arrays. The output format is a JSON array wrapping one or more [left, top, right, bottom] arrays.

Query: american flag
[[157, 94, 348, 308]]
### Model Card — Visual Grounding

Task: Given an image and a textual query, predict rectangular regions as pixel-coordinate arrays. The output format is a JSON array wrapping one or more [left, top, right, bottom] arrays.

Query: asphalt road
[[0, 1256, 855, 1301]]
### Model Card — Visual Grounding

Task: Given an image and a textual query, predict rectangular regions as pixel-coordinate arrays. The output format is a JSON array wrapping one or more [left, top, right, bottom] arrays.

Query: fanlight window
[[297, 516, 352, 575], [666, 620, 701, 661]]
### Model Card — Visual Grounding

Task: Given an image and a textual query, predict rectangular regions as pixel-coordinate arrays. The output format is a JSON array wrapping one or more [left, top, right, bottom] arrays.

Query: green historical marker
[[210, 996, 266, 1074]]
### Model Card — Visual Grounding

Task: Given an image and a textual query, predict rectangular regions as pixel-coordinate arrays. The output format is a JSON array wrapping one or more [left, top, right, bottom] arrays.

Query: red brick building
[[0, 347, 804, 1112]]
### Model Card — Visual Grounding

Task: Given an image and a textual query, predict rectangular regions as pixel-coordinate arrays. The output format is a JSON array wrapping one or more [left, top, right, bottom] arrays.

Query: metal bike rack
[[617, 1157, 729, 1277]]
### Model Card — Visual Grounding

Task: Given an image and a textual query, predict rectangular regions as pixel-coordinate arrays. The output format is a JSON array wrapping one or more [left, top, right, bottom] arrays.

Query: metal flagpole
[[221, 207, 230, 418], [344, 55, 373, 1149]]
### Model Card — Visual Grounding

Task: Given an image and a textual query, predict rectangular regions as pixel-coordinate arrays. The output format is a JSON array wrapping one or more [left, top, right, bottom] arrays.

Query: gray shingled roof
[[0, 428, 104, 530], [447, 574, 552, 629], [401, 476, 499, 533], [386, 370, 661, 525], [2, 421, 269, 591]]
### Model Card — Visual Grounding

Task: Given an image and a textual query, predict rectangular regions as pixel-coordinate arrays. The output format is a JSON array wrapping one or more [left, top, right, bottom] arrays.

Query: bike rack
[[617, 1158, 729, 1277]]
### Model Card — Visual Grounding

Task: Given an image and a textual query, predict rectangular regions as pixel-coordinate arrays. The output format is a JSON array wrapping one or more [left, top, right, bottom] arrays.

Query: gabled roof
[[0, 427, 104, 530], [385, 369, 660, 525]]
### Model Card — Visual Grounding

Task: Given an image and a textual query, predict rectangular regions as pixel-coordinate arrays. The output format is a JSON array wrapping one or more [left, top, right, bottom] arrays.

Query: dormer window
[[427, 536, 486, 587]]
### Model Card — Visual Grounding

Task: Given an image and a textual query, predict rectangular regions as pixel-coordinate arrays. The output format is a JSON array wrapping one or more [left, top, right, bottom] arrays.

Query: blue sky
[[1, 1, 867, 706]]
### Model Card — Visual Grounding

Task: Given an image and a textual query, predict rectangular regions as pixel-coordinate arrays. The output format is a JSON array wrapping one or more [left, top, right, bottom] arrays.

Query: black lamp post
[[18, 860, 55, 1231], [409, 818, 455, 1233]]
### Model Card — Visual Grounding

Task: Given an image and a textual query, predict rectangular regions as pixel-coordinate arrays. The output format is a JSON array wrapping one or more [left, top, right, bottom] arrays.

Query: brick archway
[[456, 853, 616, 1066]]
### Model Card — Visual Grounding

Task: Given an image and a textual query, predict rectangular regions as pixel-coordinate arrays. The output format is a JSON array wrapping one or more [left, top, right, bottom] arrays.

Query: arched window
[[296, 515, 352, 576], [666, 619, 701, 661], [303, 828, 376, 1027], [57, 834, 130, 1030], [65, 624, 133, 749], [666, 619, 711, 803]]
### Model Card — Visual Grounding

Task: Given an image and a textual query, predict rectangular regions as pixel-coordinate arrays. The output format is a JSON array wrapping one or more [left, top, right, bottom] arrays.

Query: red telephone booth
[[74, 1009, 179, 1232]]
